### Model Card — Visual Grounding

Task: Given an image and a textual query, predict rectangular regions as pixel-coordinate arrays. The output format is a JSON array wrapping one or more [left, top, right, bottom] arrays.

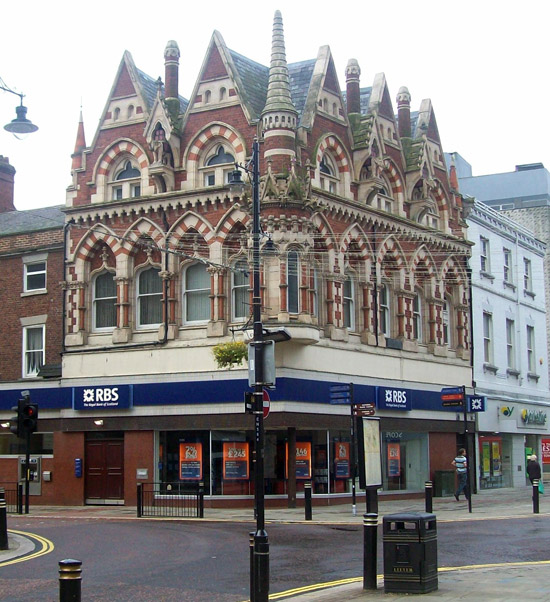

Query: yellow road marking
[[0, 530, 55, 567], [237, 559, 550, 601]]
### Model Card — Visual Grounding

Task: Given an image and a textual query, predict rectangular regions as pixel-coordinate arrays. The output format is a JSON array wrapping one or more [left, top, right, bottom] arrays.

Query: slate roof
[[136, 68, 189, 114], [229, 50, 269, 120], [289, 60, 316, 122], [0, 206, 65, 237]]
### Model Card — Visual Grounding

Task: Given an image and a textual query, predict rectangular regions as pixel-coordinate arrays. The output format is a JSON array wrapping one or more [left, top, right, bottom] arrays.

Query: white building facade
[[467, 200, 549, 489]]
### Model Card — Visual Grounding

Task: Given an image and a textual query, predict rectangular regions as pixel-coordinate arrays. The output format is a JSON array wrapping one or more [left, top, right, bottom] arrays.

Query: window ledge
[[21, 289, 47, 297], [524, 289, 536, 299], [480, 271, 495, 281], [527, 372, 540, 382], [503, 281, 516, 291], [506, 368, 520, 378], [483, 362, 498, 374]]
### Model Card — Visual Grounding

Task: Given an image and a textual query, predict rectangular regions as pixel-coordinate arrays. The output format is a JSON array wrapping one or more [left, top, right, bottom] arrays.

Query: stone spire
[[71, 110, 86, 171], [261, 11, 298, 172]]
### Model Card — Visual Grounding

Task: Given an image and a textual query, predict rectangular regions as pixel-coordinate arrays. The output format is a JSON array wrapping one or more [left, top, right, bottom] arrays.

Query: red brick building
[[0, 12, 472, 507]]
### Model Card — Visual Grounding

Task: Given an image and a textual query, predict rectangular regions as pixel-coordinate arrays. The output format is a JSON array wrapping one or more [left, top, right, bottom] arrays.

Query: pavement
[[2, 486, 550, 601]]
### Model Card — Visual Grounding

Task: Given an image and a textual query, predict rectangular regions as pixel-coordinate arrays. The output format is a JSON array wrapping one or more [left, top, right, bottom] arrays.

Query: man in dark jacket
[[527, 454, 542, 484]]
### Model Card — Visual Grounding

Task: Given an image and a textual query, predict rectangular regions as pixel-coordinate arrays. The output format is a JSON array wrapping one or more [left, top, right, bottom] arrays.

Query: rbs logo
[[82, 387, 119, 404], [385, 390, 407, 404]]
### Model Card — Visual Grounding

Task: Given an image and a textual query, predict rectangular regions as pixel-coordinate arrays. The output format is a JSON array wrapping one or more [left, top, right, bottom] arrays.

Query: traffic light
[[21, 403, 38, 434], [9, 399, 25, 438]]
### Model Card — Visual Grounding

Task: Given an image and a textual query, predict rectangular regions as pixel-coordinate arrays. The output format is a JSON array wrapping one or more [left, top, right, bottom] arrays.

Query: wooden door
[[85, 439, 124, 504]]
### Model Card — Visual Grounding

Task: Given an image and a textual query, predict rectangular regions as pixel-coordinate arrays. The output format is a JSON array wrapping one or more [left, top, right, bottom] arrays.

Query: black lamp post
[[229, 137, 269, 602], [1, 79, 39, 136]]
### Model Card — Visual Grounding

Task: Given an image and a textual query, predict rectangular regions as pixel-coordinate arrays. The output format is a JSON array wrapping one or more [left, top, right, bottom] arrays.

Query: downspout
[[160, 208, 171, 345], [61, 220, 74, 355]]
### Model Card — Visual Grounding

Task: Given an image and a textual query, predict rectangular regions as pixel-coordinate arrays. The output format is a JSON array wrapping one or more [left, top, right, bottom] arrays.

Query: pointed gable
[[112, 62, 137, 98], [379, 84, 394, 120], [323, 56, 340, 94], [203, 43, 230, 80]]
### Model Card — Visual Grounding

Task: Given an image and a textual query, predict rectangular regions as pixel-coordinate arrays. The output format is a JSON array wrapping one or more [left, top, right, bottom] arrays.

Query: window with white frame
[[22, 325, 45, 378], [503, 249, 512, 284], [480, 237, 490, 273], [111, 160, 141, 200], [93, 271, 117, 330], [231, 260, 249, 321], [527, 325, 536, 373], [137, 267, 163, 327], [24, 260, 46, 292], [201, 145, 235, 188], [287, 251, 299, 314], [483, 312, 493, 364], [183, 263, 210, 323], [413, 293, 422, 342], [506, 318, 515, 370], [343, 277, 354, 330], [319, 154, 338, 194], [442, 299, 451, 347], [379, 284, 390, 337], [523, 258, 532, 292]]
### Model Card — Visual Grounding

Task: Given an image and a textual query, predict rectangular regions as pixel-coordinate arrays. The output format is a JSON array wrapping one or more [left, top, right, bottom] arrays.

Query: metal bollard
[[533, 480, 540, 514], [249, 531, 255, 602], [363, 513, 378, 590], [136, 483, 142, 518], [198, 484, 204, 518], [17, 484, 23, 515], [425, 480, 433, 513], [0, 488, 8, 551], [59, 559, 82, 602], [254, 530, 269, 602], [304, 482, 312, 521]]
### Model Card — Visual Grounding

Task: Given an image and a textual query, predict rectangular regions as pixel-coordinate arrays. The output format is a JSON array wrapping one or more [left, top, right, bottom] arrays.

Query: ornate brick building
[[1, 12, 473, 506]]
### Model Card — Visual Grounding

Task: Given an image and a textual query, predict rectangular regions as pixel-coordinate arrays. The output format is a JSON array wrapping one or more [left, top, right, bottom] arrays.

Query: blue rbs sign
[[377, 387, 411, 411], [73, 385, 132, 410]]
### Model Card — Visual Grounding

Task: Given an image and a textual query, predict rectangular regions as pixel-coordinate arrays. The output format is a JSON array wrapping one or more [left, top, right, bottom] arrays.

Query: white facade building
[[467, 200, 549, 489]]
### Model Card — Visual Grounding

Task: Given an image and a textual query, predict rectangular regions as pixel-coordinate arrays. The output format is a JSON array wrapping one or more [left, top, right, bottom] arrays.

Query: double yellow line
[[240, 560, 550, 601], [0, 529, 55, 567]]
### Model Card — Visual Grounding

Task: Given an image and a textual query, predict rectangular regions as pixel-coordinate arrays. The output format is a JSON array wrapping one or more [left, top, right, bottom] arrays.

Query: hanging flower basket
[[212, 341, 248, 369]]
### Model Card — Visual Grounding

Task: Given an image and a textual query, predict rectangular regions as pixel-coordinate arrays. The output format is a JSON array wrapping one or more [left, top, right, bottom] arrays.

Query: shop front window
[[381, 431, 429, 491], [478, 434, 512, 489]]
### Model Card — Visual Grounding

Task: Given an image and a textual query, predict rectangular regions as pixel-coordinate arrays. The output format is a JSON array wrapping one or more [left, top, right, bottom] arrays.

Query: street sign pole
[[350, 383, 356, 517]]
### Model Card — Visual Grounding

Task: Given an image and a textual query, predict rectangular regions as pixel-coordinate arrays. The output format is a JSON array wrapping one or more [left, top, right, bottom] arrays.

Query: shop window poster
[[179, 442, 202, 480], [387, 442, 401, 477], [334, 442, 350, 478], [543, 439, 550, 465], [482, 441, 491, 477], [285, 442, 312, 479], [223, 442, 249, 480], [492, 441, 502, 476]]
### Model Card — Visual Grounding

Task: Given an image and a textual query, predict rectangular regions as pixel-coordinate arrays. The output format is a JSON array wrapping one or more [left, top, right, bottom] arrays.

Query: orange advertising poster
[[179, 442, 202, 480], [543, 439, 550, 465], [334, 442, 350, 478], [223, 442, 249, 480], [387, 442, 401, 477], [285, 442, 312, 479]]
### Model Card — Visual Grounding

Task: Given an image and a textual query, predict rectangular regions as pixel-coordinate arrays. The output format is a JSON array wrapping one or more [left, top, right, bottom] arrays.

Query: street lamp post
[[0, 78, 39, 136], [230, 137, 269, 602]]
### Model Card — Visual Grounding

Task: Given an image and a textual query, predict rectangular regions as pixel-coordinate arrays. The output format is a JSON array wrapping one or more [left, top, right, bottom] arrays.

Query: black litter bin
[[383, 512, 437, 594]]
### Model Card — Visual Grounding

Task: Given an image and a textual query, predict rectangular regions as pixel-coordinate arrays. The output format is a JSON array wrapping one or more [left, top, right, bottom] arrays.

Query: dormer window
[[201, 145, 235, 188], [319, 155, 338, 194], [111, 160, 141, 200]]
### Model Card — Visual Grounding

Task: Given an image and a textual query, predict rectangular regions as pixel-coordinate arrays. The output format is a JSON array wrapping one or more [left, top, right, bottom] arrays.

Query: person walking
[[452, 448, 468, 501], [527, 454, 542, 485]]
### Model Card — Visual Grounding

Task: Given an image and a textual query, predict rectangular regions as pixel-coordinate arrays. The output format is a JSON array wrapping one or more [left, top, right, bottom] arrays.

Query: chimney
[[396, 86, 411, 138], [345, 59, 361, 115], [0, 156, 16, 213], [164, 40, 180, 100]]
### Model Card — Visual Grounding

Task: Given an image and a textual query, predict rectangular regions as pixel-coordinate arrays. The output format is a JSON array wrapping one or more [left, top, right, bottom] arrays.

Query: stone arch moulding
[[339, 223, 372, 277], [183, 123, 246, 189], [315, 134, 352, 177], [92, 139, 151, 203], [213, 205, 250, 244], [376, 235, 406, 288], [382, 159, 406, 208], [72, 224, 121, 279]]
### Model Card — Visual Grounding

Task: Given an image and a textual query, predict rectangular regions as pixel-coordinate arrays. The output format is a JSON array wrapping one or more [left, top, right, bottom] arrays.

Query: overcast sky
[[1, 0, 547, 210]]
